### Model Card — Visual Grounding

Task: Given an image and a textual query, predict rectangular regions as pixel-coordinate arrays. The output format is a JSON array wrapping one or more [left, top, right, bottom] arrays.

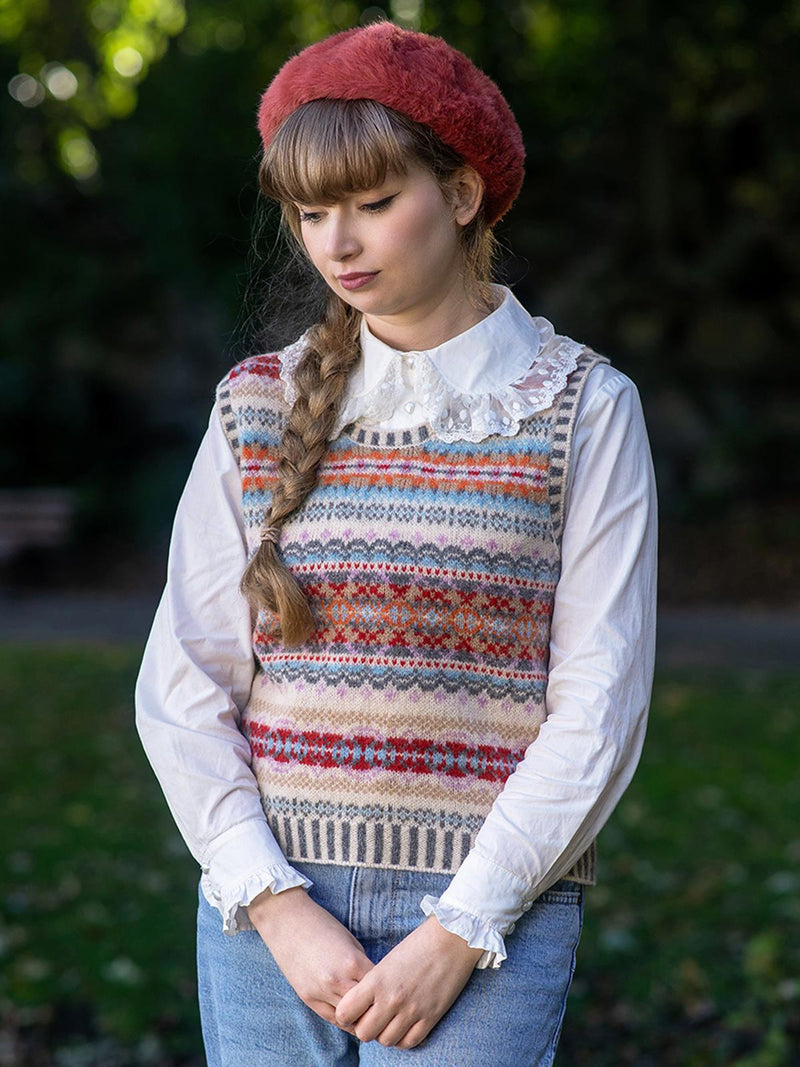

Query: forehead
[[263, 100, 419, 207]]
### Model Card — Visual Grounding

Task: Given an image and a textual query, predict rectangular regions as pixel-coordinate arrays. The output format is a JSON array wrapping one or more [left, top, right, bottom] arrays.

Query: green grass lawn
[[1, 647, 798, 1065]]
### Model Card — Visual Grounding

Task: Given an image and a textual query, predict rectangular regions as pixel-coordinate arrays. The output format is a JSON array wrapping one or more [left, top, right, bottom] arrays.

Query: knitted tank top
[[217, 346, 606, 883]]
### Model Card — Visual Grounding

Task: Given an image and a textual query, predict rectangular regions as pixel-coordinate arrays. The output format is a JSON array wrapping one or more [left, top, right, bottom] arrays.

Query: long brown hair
[[240, 98, 497, 646]]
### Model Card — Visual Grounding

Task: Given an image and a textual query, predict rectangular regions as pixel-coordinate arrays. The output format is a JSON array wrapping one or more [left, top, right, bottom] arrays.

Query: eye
[[360, 194, 397, 214], [298, 209, 324, 224]]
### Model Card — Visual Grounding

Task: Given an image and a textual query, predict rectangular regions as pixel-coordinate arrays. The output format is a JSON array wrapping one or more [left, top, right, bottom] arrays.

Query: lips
[[337, 272, 379, 291]]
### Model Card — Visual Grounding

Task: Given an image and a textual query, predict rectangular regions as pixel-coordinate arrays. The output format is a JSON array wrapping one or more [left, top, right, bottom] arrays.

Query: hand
[[335, 915, 483, 1048], [247, 887, 374, 1028]]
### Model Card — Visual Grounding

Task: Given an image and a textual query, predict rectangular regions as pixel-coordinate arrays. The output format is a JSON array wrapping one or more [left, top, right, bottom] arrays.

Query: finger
[[330, 975, 362, 999], [353, 1003, 399, 1044], [375, 1015, 418, 1048], [335, 984, 375, 1027], [307, 999, 358, 1035], [307, 999, 338, 1025], [395, 1019, 434, 1049]]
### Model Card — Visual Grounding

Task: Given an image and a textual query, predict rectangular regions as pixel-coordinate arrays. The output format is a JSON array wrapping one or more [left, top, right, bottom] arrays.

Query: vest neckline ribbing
[[337, 422, 433, 450]]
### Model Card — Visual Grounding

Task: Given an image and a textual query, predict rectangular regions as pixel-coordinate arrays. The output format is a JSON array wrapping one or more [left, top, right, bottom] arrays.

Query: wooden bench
[[0, 489, 77, 563]]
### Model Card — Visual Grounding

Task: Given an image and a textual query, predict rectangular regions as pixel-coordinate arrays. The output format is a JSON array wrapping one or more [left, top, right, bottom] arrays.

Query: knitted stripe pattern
[[217, 347, 605, 882]]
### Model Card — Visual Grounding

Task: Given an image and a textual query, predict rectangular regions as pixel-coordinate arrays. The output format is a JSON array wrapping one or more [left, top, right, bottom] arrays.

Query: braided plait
[[241, 99, 497, 646], [240, 292, 361, 646]]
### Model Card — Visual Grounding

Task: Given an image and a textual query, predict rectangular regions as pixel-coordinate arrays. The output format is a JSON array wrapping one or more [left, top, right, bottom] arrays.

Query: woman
[[136, 21, 657, 1065]]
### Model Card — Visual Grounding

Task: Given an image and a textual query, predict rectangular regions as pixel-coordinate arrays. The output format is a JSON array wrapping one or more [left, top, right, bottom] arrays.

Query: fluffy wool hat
[[257, 22, 525, 225]]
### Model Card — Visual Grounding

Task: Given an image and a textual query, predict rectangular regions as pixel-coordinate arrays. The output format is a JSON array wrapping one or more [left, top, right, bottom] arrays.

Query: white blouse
[[135, 286, 657, 968]]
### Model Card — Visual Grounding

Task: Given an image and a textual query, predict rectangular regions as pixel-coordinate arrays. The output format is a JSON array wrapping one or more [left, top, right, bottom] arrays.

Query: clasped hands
[[247, 885, 483, 1050]]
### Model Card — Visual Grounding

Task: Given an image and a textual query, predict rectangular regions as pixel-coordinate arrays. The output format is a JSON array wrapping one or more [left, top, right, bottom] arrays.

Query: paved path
[[1, 592, 797, 669], [654, 606, 799, 670]]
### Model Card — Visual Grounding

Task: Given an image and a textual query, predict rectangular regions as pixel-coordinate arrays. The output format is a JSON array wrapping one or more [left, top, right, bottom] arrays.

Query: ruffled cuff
[[419, 895, 508, 970], [201, 863, 313, 936]]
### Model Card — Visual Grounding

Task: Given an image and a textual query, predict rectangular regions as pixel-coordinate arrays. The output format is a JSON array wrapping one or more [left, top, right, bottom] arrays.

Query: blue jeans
[[197, 862, 583, 1067]]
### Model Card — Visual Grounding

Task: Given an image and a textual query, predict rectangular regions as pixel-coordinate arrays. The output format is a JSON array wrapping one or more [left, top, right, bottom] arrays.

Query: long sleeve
[[134, 408, 311, 934], [422, 363, 658, 965]]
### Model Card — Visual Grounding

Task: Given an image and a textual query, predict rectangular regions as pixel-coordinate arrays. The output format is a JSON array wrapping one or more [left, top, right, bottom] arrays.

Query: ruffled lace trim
[[420, 895, 508, 970], [277, 320, 585, 444], [277, 334, 310, 408], [201, 864, 313, 937]]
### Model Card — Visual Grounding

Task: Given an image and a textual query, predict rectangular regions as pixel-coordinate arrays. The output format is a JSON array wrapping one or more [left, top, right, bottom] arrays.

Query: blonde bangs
[[260, 99, 415, 207]]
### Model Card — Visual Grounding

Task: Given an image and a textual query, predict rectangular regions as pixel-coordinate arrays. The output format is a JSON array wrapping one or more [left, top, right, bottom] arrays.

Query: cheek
[[300, 230, 320, 263], [406, 198, 459, 259], [300, 231, 330, 277], [392, 217, 451, 270]]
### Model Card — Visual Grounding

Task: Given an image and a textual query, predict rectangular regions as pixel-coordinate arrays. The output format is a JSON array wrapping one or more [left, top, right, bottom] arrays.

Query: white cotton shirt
[[135, 285, 658, 968]]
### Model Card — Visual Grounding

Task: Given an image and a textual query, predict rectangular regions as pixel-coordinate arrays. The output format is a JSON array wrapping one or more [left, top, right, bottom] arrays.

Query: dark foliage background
[[2, 0, 798, 602]]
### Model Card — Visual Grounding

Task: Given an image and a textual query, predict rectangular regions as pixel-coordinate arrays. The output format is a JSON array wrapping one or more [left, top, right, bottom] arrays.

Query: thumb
[[335, 976, 374, 1028], [330, 955, 373, 999]]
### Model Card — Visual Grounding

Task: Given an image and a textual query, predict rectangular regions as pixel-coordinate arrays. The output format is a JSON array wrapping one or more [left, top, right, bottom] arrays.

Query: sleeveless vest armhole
[[214, 351, 289, 470], [548, 350, 610, 546], [215, 374, 242, 467]]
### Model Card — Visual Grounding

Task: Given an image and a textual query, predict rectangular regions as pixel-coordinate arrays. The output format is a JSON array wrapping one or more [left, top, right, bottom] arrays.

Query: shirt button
[[404, 401, 416, 414], [507, 922, 516, 933], [404, 354, 416, 368], [521, 901, 532, 911]]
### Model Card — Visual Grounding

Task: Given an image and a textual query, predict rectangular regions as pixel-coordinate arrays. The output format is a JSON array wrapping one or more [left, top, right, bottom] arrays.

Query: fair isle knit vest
[[217, 346, 606, 884]]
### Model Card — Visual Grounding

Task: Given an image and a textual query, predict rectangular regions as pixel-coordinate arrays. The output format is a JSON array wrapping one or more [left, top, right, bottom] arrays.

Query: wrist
[[425, 914, 485, 963], [246, 885, 309, 929]]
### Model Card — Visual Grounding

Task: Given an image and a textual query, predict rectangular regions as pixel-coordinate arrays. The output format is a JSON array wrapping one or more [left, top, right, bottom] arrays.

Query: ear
[[449, 167, 485, 226]]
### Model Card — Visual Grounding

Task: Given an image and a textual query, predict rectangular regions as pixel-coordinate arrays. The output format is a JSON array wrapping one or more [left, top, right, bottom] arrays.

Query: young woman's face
[[294, 162, 481, 348]]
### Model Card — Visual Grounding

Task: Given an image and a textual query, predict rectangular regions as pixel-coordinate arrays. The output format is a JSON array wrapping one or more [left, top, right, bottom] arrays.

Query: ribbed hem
[[566, 839, 597, 886], [270, 808, 480, 875]]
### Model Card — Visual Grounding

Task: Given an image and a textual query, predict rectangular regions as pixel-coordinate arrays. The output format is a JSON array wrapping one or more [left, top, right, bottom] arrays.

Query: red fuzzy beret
[[257, 22, 525, 225]]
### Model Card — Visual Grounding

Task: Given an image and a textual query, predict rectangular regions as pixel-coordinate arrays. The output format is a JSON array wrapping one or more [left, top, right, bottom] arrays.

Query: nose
[[324, 211, 361, 262]]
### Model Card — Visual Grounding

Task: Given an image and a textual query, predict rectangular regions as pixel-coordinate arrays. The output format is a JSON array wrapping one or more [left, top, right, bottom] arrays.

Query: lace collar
[[278, 285, 587, 444]]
